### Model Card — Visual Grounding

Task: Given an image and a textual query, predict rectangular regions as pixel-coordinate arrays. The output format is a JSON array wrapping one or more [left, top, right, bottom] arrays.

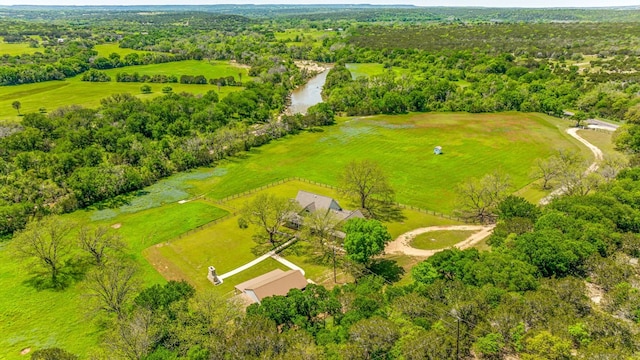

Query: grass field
[[410, 230, 476, 250], [192, 112, 587, 213], [94, 43, 157, 57], [577, 129, 620, 157], [345, 63, 410, 79], [0, 40, 41, 56], [146, 180, 460, 293], [0, 199, 228, 359], [0, 60, 249, 122]]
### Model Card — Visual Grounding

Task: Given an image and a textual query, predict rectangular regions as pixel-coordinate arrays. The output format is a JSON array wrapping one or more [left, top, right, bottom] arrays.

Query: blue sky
[[1, 0, 639, 7]]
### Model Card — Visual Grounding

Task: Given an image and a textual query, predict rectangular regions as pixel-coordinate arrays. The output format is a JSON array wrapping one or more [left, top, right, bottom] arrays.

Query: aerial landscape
[[1, 1, 640, 359]]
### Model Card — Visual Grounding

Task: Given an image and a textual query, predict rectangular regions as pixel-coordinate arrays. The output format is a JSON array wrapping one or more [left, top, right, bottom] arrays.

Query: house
[[234, 269, 308, 304], [434, 146, 443, 155], [290, 190, 365, 232]]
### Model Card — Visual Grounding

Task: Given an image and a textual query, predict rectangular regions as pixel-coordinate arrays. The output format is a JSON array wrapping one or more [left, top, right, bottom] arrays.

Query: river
[[287, 68, 330, 115]]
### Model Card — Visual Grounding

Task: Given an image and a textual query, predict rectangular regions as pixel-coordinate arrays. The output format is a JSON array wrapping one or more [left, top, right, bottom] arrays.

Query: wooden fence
[[215, 177, 473, 224]]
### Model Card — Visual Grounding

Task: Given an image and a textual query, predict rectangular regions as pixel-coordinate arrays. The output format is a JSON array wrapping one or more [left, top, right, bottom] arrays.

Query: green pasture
[[0, 198, 228, 359], [93, 43, 157, 57], [345, 63, 410, 79], [197, 112, 587, 213], [410, 230, 476, 250], [274, 29, 335, 46], [0, 60, 249, 122], [0, 39, 40, 56]]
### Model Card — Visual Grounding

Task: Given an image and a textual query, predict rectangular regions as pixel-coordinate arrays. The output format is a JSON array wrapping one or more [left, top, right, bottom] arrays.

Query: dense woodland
[[3, 5, 640, 359]]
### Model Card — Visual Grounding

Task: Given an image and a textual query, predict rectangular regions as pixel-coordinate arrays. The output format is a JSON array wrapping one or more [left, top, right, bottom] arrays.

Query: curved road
[[386, 225, 496, 257], [389, 121, 616, 257]]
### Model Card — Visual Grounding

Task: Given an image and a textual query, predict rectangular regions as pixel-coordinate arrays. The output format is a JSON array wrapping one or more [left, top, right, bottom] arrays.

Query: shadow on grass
[[23, 259, 90, 291], [371, 203, 406, 223], [368, 258, 405, 283]]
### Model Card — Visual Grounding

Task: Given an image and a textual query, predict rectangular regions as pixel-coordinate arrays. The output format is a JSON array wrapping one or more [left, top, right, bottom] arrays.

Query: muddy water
[[287, 68, 330, 115]]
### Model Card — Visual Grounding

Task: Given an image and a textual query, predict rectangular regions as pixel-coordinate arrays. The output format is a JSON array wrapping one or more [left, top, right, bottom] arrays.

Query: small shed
[[434, 146, 443, 155]]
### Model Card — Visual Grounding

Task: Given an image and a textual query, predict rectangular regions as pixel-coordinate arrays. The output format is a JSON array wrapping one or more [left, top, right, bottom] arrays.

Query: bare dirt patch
[[20, 348, 30, 355], [111, 223, 122, 229]]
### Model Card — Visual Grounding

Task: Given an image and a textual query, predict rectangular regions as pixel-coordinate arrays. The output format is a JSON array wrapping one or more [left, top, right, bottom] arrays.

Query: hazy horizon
[[1, 1, 640, 8]]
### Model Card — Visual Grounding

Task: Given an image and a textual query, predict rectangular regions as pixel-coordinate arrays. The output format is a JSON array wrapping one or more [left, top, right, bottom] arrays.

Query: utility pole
[[451, 309, 460, 360]]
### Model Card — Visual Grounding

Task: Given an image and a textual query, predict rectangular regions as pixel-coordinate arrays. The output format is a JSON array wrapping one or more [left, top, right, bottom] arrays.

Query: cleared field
[[346, 63, 410, 79], [0, 60, 249, 122], [197, 112, 587, 213], [0, 199, 228, 359], [410, 230, 476, 250], [0, 40, 41, 56], [93, 43, 157, 57]]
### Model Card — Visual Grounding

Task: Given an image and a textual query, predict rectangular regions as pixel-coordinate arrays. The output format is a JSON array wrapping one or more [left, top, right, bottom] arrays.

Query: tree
[[343, 218, 392, 266], [103, 307, 159, 360], [572, 110, 588, 127], [140, 84, 152, 94], [240, 193, 299, 247], [85, 261, 141, 318], [338, 159, 394, 216], [162, 86, 173, 94], [77, 225, 124, 265], [303, 210, 343, 282], [12, 100, 21, 115], [12, 216, 74, 284], [456, 171, 511, 224], [531, 157, 560, 190]]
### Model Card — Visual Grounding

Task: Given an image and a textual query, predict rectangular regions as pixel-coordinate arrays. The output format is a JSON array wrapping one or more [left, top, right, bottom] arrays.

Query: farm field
[[346, 63, 410, 79], [0, 40, 40, 56], [196, 112, 590, 213], [93, 43, 159, 57], [0, 60, 249, 122]]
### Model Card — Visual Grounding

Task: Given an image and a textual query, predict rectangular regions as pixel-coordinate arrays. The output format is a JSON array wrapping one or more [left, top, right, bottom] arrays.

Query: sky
[[1, 0, 639, 7]]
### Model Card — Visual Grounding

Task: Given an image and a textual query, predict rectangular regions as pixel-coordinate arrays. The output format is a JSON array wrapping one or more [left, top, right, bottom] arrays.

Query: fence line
[[213, 177, 473, 224]]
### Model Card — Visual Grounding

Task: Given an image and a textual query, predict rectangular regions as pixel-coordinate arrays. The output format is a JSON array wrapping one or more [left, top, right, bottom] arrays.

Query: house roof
[[235, 269, 308, 303], [296, 190, 341, 211]]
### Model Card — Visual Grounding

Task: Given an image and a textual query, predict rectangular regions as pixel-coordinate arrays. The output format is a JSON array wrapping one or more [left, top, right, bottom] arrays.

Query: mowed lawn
[[198, 112, 586, 213], [0, 199, 228, 359], [0, 60, 250, 122], [411, 230, 477, 250]]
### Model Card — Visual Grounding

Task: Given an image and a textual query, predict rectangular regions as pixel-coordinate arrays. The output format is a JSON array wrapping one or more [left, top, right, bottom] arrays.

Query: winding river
[[287, 68, 331, 115]]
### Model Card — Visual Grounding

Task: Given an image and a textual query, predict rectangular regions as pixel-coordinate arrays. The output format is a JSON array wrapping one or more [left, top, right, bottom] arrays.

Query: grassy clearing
[[577, 129, 620, 157], [0, 40, 41, 56], [94, 43, 158, 57], [410, 230, 476, 250], [0, 60, 249, 122], [0, 199, 228, 359], [345, 63, 409, 79], [198, 112, 586, 213]]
